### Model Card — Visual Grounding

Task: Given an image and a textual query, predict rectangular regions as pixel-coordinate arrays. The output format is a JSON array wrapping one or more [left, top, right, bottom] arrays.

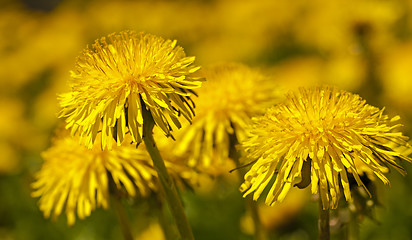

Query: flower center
[[123, 75, 146, 92]]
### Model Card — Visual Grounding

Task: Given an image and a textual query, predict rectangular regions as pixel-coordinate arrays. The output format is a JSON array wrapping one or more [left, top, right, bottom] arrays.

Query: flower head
[[175, 63, 280, 170], [240, 86, 412, 209], [31, 131, 158, 226], [59, 31, 201, 149]]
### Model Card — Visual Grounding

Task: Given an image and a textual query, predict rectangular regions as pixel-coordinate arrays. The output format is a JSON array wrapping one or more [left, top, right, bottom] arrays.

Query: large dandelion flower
[[31, 131, 158, 226], [240, 86, 412, 209], [175, 63, 280, 169], [59, 31, 202, 149]]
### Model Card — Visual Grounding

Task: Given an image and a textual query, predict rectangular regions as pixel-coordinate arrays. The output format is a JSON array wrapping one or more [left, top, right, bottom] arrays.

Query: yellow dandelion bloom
[[31, 131, 158, 226], [59, 31, 201, 149], [240, 86, 412, 209], [175, 63, 280, 169]]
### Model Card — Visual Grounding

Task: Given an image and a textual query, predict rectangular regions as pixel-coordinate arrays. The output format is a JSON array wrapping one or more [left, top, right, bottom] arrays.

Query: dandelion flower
[[58, 31, 201, 149], [240, 86, 412, 209], [32, 131, 158, 226], [175, 63, 280, 169]]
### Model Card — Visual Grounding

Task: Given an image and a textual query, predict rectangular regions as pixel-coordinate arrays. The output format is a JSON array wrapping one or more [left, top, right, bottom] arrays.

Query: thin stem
[[348, 210, 359, 240], [355, 21, 382, 107], [141, 104, 194, 240], [246, 196, 267, 240], [112, 194, 134, 240], [318, 197, 330, 240], [230, 133, 267, 240], [155, 190, 180, 240]]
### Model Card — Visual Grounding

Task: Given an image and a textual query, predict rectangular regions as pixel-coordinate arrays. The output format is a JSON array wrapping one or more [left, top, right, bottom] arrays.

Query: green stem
[[246, 196, 267, 240], [141, 105, 194, 240], [156, 190, 180, 240], [230, 133, 267, 240], [111, 194, 134, 240], [318, 197, 330, 240], [355, 22, 382, 107], [348, 209, 359, 240]]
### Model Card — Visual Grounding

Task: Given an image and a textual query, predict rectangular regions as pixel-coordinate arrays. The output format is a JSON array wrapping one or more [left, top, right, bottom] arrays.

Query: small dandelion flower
[[175, 63, 280, 169], [59, 31, 202, 149], [31, 131, 158, 226], [240, 86, 412, 209]]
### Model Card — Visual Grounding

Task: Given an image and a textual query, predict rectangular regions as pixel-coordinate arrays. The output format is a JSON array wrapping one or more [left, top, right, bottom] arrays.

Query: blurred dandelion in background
[[31, 130, 158, 226], [175, 63, 280, 172]]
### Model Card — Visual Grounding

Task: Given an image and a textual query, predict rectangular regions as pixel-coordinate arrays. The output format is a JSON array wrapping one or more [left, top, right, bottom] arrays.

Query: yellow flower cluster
[[32, 31, 201, 226], [1, 0, 411, 238]]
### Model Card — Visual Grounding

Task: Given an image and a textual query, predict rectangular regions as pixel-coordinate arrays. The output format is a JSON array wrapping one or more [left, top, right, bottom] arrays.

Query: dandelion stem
[[318, 197, 330, 240], [111, 194, 134, 240], [247, 196, 267, 240], [348, 210, 359, 240], [142, 104, 194, 240], [156, 189, 180, 240], [230, 133, 267, 240]]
